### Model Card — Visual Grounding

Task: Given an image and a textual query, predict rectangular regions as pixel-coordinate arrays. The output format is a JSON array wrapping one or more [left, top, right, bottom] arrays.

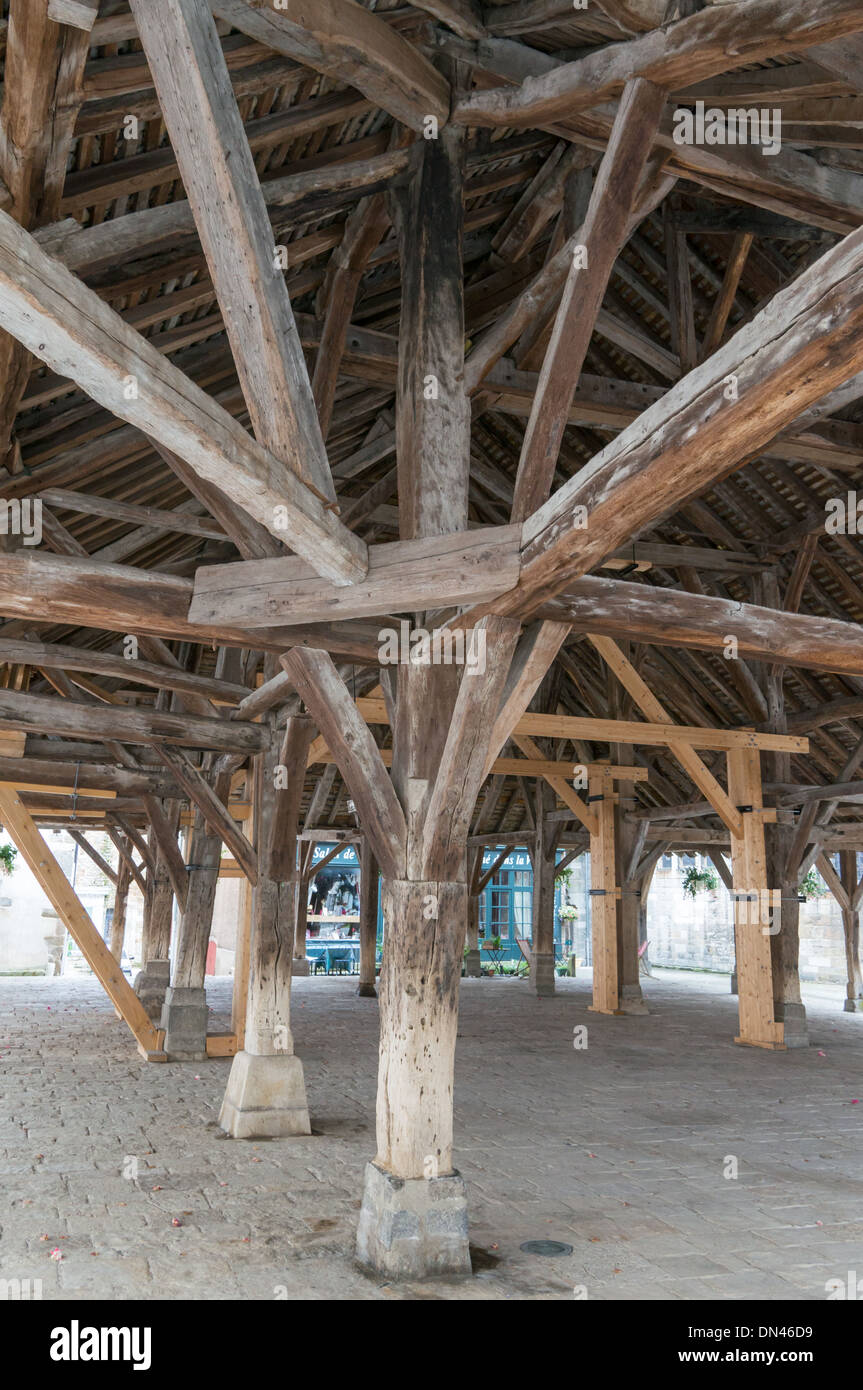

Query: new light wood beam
[[589, 635, 744, 836], [510, 77, 665, 522], [0, 787, 163, 1057], [130, 0, 336, 505]]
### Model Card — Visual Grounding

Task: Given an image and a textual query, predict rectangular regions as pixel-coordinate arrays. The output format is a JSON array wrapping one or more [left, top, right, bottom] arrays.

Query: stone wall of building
[[645, 855, 849, 983]]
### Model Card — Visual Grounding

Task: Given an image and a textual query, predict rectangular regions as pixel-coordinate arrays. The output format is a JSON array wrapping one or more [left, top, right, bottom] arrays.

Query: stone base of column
[[134, 959, 170, 1021], [291, 957, 310, 977], [730, 970, 738, 995], [218, 1050, 311, 1138], [355, 1161, 471, 1280], [776, 1000, 808, 1046], [532, 951, 555, 997], [619, 984, 649, 1015], [463, 948, 482, 978], [357, 981, 377, 998], [160, 986, 208, 1061], [844, 996, 858, 1013]]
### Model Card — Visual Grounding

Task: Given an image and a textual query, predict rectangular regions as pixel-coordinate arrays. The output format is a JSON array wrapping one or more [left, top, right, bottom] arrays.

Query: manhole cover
[[519, 1240, 573, 1257]]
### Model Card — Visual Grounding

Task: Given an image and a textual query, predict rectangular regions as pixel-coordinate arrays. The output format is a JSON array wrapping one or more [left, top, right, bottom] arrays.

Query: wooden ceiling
[[2, 0, 863, 861]]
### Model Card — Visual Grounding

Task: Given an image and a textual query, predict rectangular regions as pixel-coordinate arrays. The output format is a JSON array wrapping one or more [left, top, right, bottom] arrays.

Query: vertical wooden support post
[[727, 747, 785, 1049], [109, 855, 131, 962], [220, 708, 311, 1136], [136, 804, 178, 1020], [231, 819, 253, 1045], [839, 851, 863, 1013], [161, 794, 223, 1061], [531, 780, 556, 996], [357, 836, 379, 997], [465, 847, 482, 978], [589, 765, 621, 1015], [0, 787, 163, 1058]]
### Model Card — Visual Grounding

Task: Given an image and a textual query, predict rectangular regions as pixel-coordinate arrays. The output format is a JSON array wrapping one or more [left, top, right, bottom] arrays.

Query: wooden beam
[[510, 77, 665, 522], [483, 220, 863, 620], [130, 0, 336, 505], [189, 527, 521, 627], [151, 745, 257, 884], [0, 687, 267, 754], [68, 829, 118, 886], [142, 794, 189, 911], [46, 0, 98, 30], [281, 648, 406, 881], [0, 787, 163, 1056], [452, 0, 863, 128], [0, 552, 382, 661], [351, 693, 808, 753], [589, 635, 744, 836], [0, 211, 367, 584], [547, 575, 863, 681], [211, 0, 450, 133], [483, 619, 570, 775]]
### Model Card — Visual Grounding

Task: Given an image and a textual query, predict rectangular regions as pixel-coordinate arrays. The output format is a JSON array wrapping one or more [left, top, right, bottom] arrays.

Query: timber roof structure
[[3, 0, 863, 869]]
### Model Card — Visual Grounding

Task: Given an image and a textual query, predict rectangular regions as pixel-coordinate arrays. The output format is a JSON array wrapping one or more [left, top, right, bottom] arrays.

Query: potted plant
[[481, 935, 502, 951], [681, 864, 719, 898]]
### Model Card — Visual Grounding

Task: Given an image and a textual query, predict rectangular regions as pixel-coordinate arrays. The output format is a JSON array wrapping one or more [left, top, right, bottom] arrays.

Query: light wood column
[[727, 746, 785, 1049], [589, 764, 621, 1015]]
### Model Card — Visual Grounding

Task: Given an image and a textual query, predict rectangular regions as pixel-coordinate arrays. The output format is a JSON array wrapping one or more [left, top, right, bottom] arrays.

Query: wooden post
[[531, 780, 556, 996], [839, 851, 863, 1013], [0, 786, 164, 1058], [465, 847, 482, 978], [135, 803, 178, 1019], [220, 696, 311, 1136], [588, 764, 622, 1015], [357, 836, 379, 997], [727, 747, 785, 1049], [109, 853, 131, 963], [161, 791, 223, 1061], [231, 839, 253, 1045]]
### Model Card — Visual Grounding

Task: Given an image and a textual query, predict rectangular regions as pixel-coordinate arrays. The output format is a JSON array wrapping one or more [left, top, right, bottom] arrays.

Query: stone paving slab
[[1, 967, 861, 1301]]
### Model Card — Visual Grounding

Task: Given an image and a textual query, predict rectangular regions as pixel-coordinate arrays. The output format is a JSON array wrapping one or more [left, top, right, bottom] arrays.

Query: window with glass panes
[[479, 866, 532, 942]]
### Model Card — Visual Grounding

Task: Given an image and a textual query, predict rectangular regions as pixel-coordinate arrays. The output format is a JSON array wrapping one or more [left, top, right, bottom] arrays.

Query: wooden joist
[[0, 211, 367, 584]]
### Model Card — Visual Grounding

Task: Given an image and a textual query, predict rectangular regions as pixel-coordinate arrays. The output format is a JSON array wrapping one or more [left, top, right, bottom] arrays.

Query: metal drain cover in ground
[[519, 1240, 573, 1257]]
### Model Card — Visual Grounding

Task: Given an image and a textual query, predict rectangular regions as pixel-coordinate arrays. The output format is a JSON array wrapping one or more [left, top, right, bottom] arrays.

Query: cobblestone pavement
[[1, 968, 861, 1301]]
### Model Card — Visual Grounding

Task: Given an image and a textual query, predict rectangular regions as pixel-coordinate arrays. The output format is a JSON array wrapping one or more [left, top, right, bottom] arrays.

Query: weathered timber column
[[285, 100, 540, 1275], [357, 836, 379, 997], [767, 824, 807, 1045], [220, 713, 311, 1137], [531, 781, 556, 996], [109, 854, 131, 963], [292, 842, 312, 976], [135, 805, 178, 1021], [610, 689, 648, 1013], [161, 791, 224, 1061], [727, 746, 785, 1049], [464, 850, 482, 978], [839, 851, 863, 1013]]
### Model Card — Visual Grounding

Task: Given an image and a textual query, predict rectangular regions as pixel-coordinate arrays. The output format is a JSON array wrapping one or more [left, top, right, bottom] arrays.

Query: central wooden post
[[727, 746, 785, 1049]]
